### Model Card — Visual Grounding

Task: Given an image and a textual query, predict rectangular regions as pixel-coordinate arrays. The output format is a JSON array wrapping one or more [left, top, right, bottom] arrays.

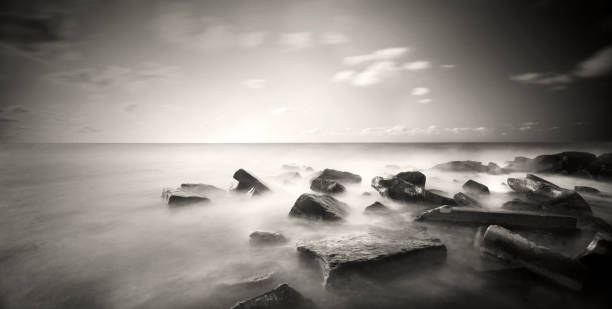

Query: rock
[[578, 233, 612, 276], [532, 151, 597, 174], [361, 192, 372, 196], [233, 169, 270, 195], [230, 283, 316, 309], [462, 179, 490, 195], [288, 194, 349, 221], [588, 153, 612, 179], [249, 232, 288, 246], [507, 174, 565, 199], [179, 183, 225, 194], [487, 162, 505, 174], [433, 160, 489, 173], [316, 169, 362, 184], [161, 184, 222, 206], [371, 176, 456, 206], [540, 191, 592, 216], [296, 233, 447, 287], [504, 156, 534, 172], [574, 186, 601, 195], [501, 199, 539, 211], [416, 206, 577, 230], [481, 225, 586, 291], [396, 171, 426, 187], [453, 192, 480, 207], [304, 166, 314, 172], [309, 177, 345, 194], [364, 201, 390, 214]]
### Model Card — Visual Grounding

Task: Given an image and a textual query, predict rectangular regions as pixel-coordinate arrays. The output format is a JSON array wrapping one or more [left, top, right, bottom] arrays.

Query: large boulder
[[288, 194, 349, 221], [309, 177, 345, 194], [371, 176, 456, 206], [462, 179, 490, 195], [230, 283, 316, 309], [588, 152, 612, 179], [578, 233, 612, 280], [532, 151, 597, 174], [161, 183, 223, 206], [296, 233, 447, 288], [249, 231, 288, 246], [396, 171, 426, 187], [233, 169, 270, 195], [502, 192, 592, 217], [507, 174, 565, 199], [315, 169, 361, 184]]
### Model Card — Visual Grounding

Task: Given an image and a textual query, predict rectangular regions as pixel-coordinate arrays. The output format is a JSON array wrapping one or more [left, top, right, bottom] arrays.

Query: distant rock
[[310, 177, 345, 194], [462, 179, 490, 195], [249, 231, 288, 246], [296, 233, 446, 288], [230, 283, 316, 309], [502, 192, 592, 217], [278, 171, 301, 179], [504, 152, 606, 178], [288, 194, 349, 221], [233, 169, 270, 195], [364, 201, 390, 214], [304, 166, 315, 172], [589, 153, 612, 179], [487, 162, 505, 175], [574, 186, 601, 195], [433, 160, 488, 173], [316, 169, 362, 184], [396, 171, 426, 187], [453, 192, 480, 207]]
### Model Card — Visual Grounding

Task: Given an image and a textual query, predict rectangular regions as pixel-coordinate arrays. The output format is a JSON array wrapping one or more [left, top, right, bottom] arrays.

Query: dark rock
[[396, 171, 426, 187], [588, 153, 612, 178], [249, 232, 288, 246], [481, 225, 586, 291], [179, 183, 225, 194], [501, 199, 539, 211], [487, 162, 505, 174], [288, 194, 349, 221], [532, 151, 597, 174], [504, 156, 534, 172], [371, 176, 456, 206], [316, 169, 362, 184], [296, 233, 447, 288], [507, 174, 565, 198], [310, 177, 345, 194], [233, 169, 270, 195], [164, 192, 209, 206], [540, 191, 592, 216], [574, 186, 601, 195], [462, 179, 490, 195], [433, 160, 488, 173], [230, 283, 316, 309], [578, 233, 612, 276], [364, 201, 390, 214], [161, 184, 222, 206], [453, 192, 480, 207], [423, 190, 458, 206], [416, 206, 577, 230]]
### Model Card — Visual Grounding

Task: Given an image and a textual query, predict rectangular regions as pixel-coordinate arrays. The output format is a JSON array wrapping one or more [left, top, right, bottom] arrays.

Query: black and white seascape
[[2, 1, 612, 309]]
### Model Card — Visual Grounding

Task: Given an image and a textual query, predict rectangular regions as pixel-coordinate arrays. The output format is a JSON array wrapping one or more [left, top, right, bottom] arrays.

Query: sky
[[0, 0, 611, 143]]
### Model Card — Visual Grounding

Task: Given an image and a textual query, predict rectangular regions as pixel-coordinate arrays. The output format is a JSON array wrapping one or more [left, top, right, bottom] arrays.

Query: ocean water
[[1, 143, 612, 309]]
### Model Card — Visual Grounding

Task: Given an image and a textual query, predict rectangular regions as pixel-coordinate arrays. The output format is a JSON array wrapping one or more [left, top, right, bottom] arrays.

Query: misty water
[[1, 143, 612, 309]]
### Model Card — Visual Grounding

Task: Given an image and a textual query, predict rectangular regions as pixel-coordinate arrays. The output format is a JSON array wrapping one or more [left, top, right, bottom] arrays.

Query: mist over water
[[1, 143, 612, 309]]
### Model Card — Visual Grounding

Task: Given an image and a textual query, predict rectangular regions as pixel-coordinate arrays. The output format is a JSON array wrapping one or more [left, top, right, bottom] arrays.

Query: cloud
[[444, 127, 494, 135], [403, 60, 431, 71], [320, 32, 350, 45], [573, 45, 612, 78], [510, 44, 612, 89], [243, 79, 267, 89], [411, 87, 430, 96], [440, 64, 456, 68], [331, 70, 355, 82], [360, 124, 439, 136], [416, 98, 432, 104], [343, 47, 409, 66], [278, 32, 313, 51], [351, 61, 401, 86]]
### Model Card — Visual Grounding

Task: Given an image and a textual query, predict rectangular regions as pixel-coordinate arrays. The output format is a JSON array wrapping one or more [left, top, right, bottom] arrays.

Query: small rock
[[288, 194, 349, 221], [310, 177, 345, 194], [361, 191, 372, 196], [249, 231, 288, 246], [161, 185, 219, 206], [364, 201, 390, 214], [462, 179, 490, 195], [574, 186, 601, 195], [230, 283, 316, 309], [453, 192, 480, 207], [233, 169, 270, 195]]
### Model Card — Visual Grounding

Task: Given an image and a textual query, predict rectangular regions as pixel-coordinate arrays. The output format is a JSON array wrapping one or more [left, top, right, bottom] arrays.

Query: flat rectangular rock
[[416, 206, 577, 230], [296, 233, 446, 288]]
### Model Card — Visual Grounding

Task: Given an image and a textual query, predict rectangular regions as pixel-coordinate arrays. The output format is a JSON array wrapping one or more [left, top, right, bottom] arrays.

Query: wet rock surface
[[316, 169, 362, 184], [396, 171, 426, 187], [249, 232, 288, 246], [233, 169, 270, 195], [462, 179, 489, 195], [453, 192, 481, 207], [416, 206, 577, 230], [371, 175, 457, 206], [296, 233, 447, 287], [161, 184, 223, 206], [288, 194, 349, 221], [481, 225, 586, 291], [309, 177, 345, 194], [230, 283, 316, 309], [507, 174, 565, 199], [574, 185, 601, 195]]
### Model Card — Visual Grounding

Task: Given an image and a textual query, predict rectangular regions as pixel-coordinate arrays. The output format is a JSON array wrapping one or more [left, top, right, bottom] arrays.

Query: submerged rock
[[396, 171, 426, 187], [249, 231, 288, 246], [423, 190, 457, 206], [462, 179, 490, 195], [310, 177, 345, 194], [288, 194, 349, 221], [316, 169, 362, 184], [481, 225, 586, 291], [230, 283, 316, 309], [574, 186, 601, 195], [296, 233, 447, 287], [233, 169, 270, 195], [453, 192, 481, 207], [364, 201, 390, 214], [416, 206, 577, 230]]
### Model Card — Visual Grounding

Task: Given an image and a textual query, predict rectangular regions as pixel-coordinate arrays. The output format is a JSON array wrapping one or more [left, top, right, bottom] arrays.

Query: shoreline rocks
[[161, 183, 224, 206], [310, 178, 345, 194], [296, 233, 447, 288], [364, 201, 390, 214], [230, 283, 316, 309], [249, 231, 288, 246], [371, 175, 457, 206], [462, 179, 489, 195], [315, 169, 362, 184], [453, 192, 481, 207], [233, 169, 270, 196], [288, 194, 349, 221]]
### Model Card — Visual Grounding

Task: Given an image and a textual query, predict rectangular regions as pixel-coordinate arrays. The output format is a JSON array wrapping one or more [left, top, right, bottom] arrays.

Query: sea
[[1, 143, 612, 309]]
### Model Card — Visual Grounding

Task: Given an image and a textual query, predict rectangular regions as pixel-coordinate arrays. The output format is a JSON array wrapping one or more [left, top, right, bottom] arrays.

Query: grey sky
[[1, 0, 611, 142]]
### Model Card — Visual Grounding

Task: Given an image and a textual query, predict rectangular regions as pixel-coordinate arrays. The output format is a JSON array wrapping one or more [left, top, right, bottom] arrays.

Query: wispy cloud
[[403, 60, 430, 71], [573, 45, 612, 78], [278, 32, 313, 51], [416, 98, 432, 104], [360, 124, 439, 136], [342, 47, 409, 66], [411, 87, 430, 96]]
